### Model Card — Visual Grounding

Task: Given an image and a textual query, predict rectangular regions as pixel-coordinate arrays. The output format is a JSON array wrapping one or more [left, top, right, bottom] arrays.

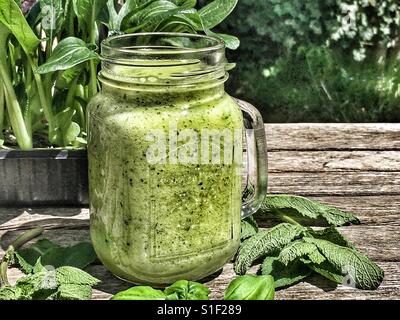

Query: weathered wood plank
[[268, 172, 400, 196], [266, 124, 400, 151], [0, 207, 89, 231], [1, 195, 399, 232], [268, 151, 400, 172]]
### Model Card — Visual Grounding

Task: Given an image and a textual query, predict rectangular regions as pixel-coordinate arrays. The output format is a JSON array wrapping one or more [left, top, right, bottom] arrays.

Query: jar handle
[[235, 98, 268, 219]]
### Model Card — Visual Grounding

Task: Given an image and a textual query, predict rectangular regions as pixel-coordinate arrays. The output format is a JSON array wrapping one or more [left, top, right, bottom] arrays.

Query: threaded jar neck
[[99, 33, 232, 92]]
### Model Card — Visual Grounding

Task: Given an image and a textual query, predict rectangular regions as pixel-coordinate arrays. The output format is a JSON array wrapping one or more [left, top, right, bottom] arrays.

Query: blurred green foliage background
[[200, 0, 400, 122]]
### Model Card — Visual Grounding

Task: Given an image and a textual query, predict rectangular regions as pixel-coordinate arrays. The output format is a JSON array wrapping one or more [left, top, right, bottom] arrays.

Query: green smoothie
[[88, 64, 243, 285]]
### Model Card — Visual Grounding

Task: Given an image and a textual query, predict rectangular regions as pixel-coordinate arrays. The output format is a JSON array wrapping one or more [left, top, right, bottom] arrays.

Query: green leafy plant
[[0, 228, 100, 300], [111, 286, 167, 300], [236, 195, 385, 291], [111, 280, 210, 300], [112, 276, 274, 300], [224, 275, 275, 300], [164, 280, 210, 300], [0, 0, 239, 150]]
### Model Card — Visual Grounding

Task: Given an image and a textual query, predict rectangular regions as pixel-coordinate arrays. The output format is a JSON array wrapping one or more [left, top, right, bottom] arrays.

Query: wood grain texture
[[1, 123, 399, 300], [266, 123, 400, 151], [268, 151, 400, 172], [268, 172, 400, 196]]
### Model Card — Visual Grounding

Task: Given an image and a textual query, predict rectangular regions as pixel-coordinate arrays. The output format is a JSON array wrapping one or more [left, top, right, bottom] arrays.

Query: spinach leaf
[[0, 0, 40, 54], [111, 286, 166, 300], [72, 0, 106, 33], [164, 280, 210, 300], [205, 29, 240, 50], [36, 37, 99, 73], [199, 0, 238, 30], [224, 275, 274, 300]]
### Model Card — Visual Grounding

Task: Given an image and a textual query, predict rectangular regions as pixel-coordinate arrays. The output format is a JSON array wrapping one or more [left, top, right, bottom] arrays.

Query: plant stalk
[[27, 56, 55, 133], [88, 8, 98, 99], [0, 60, 32, 150], [0, 227, 44, 287], [0, 81, 4, 140], [275, 209, 302, 227]]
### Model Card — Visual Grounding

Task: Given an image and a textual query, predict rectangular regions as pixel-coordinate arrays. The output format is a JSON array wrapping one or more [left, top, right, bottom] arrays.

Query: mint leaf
[[234, 223, 305, 275], [17, 269, 58, 291], [4, 266, 99, 300], [164, 280, 210, 300], [278, 240, 326, 266], [260, 195, 360, 226], [261, 255, 312, 288], [240, 216, 259, 241], [53, 284, 93, 300], [16, 239, 60, 273], [56, 266, 100, 286], [303, 260, 344, 284], [305, 226, 356, 249], [111, 286, 166, 300], [41, 242, 97, 269], [16, 240, 97, 273], [303, 237, 384, 290], [15, 268, 58, 300], [0, 286, 24, 300]]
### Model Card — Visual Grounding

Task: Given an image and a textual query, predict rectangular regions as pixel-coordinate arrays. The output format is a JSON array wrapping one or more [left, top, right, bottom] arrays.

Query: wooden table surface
[[1, 123, 399, 300]]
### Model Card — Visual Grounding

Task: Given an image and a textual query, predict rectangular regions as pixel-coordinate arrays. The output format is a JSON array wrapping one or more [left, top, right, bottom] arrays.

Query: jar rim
[[99, 32, 230, 90], [101, 32, 225, 58]]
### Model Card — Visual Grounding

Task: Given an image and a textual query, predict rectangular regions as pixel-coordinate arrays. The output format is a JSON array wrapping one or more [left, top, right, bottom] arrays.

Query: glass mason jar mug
[[87, 33, 268, 286]]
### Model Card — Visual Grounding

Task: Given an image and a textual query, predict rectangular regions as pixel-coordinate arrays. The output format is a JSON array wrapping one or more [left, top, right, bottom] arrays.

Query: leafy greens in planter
[[0, 0, 239, 150], [236, 195, 384, 291]]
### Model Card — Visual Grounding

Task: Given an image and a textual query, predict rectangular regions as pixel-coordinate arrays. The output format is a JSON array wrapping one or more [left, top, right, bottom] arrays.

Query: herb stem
[[275, 210, 302, 227], [0, 227, 44, 287]]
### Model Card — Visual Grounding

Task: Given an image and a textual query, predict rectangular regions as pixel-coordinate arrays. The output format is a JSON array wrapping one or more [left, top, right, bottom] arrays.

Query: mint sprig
[[238, 195, 384, 291], [0, 229, 100, 300], [258, 195, 360, 226]]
